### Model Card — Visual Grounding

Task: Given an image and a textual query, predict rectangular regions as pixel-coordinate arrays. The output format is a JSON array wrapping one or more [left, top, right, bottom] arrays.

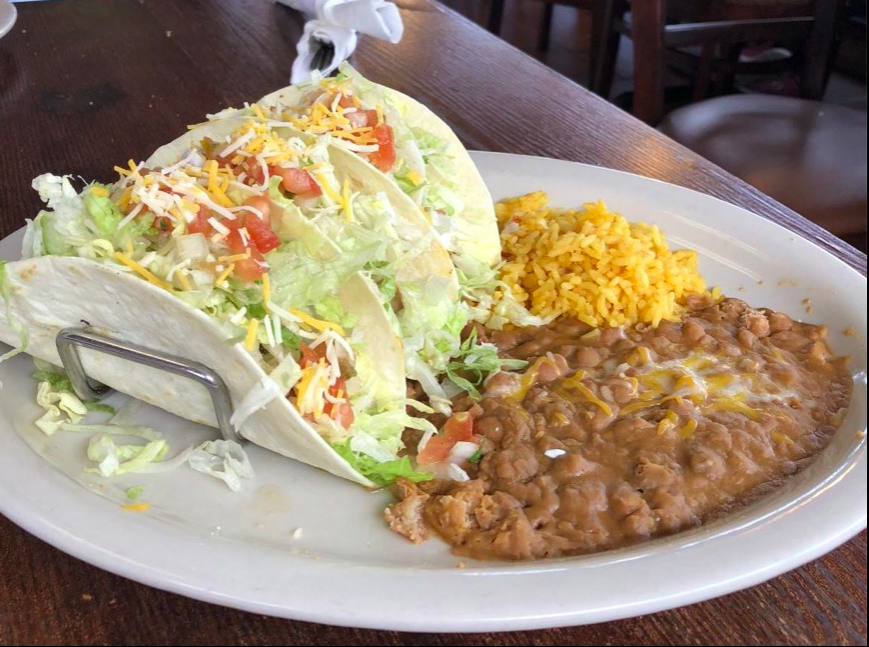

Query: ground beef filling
[[386, 296, 853, 560]]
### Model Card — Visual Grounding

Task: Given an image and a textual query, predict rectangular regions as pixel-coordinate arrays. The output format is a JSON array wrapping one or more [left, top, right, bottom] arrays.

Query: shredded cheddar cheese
[[342, 178, 354, 222], [262, 273, 271, 307], [215, 263, 236, 286], [316, 172, 344, 208], [289, 308, 345, 335], [112, 253, 173, 291], [245, 318, 260, 351], [217, 252, 251, 263]]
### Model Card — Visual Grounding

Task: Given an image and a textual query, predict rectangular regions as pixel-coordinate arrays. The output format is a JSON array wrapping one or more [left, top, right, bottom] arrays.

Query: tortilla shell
[[258, 68, 501, 268], [0, 256, 375, 487], [147, 119, 456, 293]]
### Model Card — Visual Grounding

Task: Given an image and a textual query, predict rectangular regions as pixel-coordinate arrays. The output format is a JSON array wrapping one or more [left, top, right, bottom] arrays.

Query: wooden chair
[[597, 0, 842, 124], [639, 1, 866, 248], [488, 0, 613, 85]]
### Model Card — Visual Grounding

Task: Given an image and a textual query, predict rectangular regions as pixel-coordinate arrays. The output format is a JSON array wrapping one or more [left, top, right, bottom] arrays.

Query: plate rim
[[0, 153, 866, 632], [0, 0, 16, 41]]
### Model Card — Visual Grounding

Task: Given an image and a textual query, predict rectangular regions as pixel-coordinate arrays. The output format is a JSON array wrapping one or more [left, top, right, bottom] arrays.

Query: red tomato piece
[[299, 343, 327, 368], [272, 167, 322, 198], [322, 377, 353, 427], [245, 212, 280, 253], [187, 207, 212, 236], [243, 195, 271, 227], [242, 157, 266, 186], [417, 412, 475, 465], [417, 436, 454, 466], [234, 246, 266, 282], [226, 228, 247, 254], [368, 123, 395, 173], [443, 412, 475, 443], [330, 402, 354, 428]]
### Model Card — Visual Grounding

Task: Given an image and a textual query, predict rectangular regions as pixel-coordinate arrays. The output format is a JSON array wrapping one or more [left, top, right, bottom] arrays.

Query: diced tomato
[[226, 228, 247, 254], [244, 211, 280, 253], [223, 224, 267, 282], [225, 214, 246, 231], [368, 124, 395, 173], [417, 436, 454, 465], [337, 93, 355, 109], [331, 401, 355, 428], [242, 157, 266, 186], [443, 412, 475, 443], [187, 206, 214, 236], [272, 167, 322, 198], [323, 377, 354, 427], [299, 343, 327, 368], [234, 246, 266, 282], [417, 412, 475, 465], [243, 195, 271, 226]]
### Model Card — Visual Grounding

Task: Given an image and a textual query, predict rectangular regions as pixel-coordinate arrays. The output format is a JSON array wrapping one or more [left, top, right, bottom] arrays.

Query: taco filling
[[207, 63, 501, 268], [21, 117, 526, 485]]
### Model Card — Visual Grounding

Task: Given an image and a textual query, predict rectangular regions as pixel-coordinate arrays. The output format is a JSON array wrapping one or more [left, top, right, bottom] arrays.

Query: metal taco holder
[[56, 327, 240, 443]]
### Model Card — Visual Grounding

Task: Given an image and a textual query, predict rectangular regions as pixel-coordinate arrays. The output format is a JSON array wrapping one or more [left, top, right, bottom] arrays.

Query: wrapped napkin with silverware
[[275, 0, 404, 82]]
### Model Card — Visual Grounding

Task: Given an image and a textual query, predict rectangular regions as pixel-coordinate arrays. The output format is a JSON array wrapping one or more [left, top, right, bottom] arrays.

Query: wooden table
[[0, 0, 865, 644]]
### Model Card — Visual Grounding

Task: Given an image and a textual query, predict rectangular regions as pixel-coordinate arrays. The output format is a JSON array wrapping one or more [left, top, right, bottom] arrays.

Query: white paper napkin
[[277, 0, 404, 83]]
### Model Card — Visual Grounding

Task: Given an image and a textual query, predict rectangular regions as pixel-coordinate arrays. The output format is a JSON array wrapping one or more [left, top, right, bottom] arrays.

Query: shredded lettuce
[[0, 262, 28, 368], [351, 406, 437, 457], [86, 434, 168, 477], [64, 421, 253, 491], [31, 174, 91, 255], [229, 376, 284, 430], [314, 296, 357, 329], [332, 441, 432, 487], [21, 216, 45, 259], [188, 440, 255, 492], [444, 329, 527, 399], [83, 185, 123, 237], [32, 359, 115, 415], [126, 485, 145, 501], [85, 402, 117, 415], [35, 381, 88, 435]]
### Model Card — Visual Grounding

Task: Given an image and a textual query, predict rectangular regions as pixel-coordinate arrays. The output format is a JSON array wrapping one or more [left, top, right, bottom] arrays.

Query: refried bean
[[386, 296, 853, 560]]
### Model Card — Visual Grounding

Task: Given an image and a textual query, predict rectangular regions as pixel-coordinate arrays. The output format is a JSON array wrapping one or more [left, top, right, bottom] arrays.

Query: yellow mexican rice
[[496, 191, 713, 328]]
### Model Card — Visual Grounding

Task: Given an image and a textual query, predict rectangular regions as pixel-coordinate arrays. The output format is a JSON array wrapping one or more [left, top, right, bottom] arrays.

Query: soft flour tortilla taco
[[0, 117, 468, 485], [209, 62, 502, 270], [149, 117, 524, 415], [0, 255, 399, 486]]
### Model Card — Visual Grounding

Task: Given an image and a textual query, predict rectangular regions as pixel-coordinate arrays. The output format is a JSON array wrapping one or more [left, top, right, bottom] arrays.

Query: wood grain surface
[[0, 0, 865, 644]]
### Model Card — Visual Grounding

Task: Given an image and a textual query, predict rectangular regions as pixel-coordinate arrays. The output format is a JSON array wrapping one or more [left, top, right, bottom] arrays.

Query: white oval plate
[[0, 0, 17, 41], [0, 153, 865, 632]]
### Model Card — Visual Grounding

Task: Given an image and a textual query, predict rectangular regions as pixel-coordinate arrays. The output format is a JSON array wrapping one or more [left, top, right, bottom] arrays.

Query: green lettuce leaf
[[332, 442, 432, 487], [83, 185, 123, 237], [444, 328, 528, 399]]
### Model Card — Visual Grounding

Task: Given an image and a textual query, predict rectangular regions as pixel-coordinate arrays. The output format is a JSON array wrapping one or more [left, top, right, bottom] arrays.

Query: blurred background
[[444, 0, 867, 251]]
